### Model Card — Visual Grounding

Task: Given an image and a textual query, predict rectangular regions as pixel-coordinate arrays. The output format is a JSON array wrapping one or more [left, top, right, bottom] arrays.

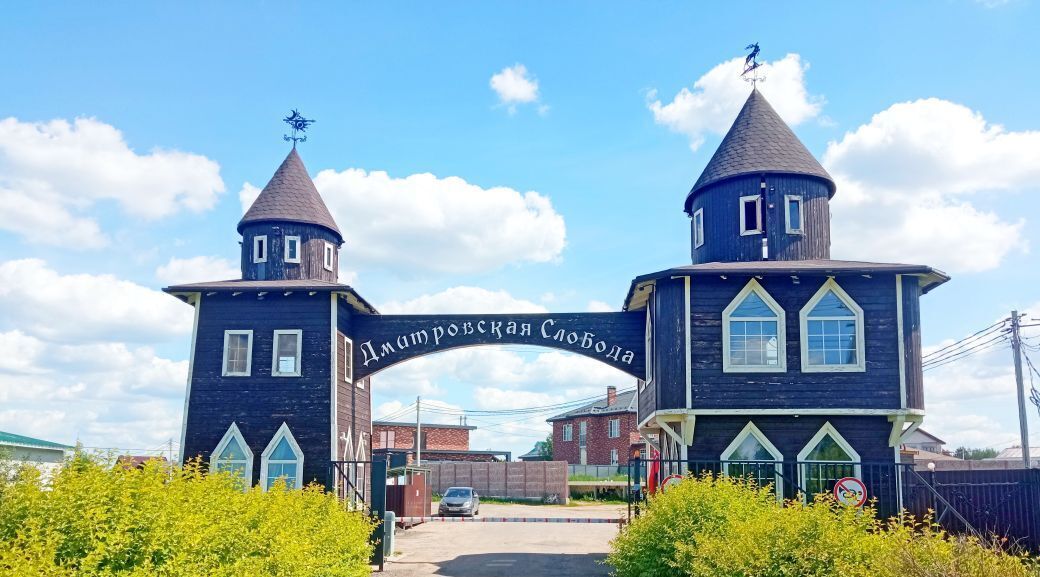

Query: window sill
[[739, 230, 762, 237], [222, 372, 251, 377], [722, 365, 787, 373], [272, 372, 302, 378], [800, 364, 866, 373]]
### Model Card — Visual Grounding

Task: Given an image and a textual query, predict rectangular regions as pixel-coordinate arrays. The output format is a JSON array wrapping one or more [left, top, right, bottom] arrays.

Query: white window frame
[[284, 235, 301, 264], [260, 422, 305, 490], [739, 194, 762, 236], [693, 208, 705, 248], [799, 279, 866, 373], [253, 235, 268, 264], [271, 329, 302, 377], [722, 279, 787, 373], [784, 195, 804, 234], [720, 421, 784, 497], [578, 421, 588, 448], [562, 423, 573, 442], [221, 330, 253, 377], [343, 336, 355, 385], [608, 418, 620, 439], [323, 241, 335, 272], [610, 448, 619, 466], [643, 303, 654, 388], [797, 421, 862, 497], [211, 422, 253, 490]]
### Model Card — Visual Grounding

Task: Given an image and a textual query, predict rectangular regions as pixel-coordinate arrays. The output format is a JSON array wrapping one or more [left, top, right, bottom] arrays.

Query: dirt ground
[[381, 503, 626, 577]]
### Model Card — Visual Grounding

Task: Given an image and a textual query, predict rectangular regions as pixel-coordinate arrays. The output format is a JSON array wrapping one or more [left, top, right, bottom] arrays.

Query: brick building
[[372, 420, 509, 462], [548, 386, 641, 466]]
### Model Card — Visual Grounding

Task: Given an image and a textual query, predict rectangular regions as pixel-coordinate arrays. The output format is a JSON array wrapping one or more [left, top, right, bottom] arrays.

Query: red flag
[[647, 449, 660, 495]]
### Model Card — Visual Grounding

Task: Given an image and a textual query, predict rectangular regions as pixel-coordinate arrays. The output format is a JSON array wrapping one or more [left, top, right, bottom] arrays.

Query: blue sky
[[1, 1, 1038, 459]]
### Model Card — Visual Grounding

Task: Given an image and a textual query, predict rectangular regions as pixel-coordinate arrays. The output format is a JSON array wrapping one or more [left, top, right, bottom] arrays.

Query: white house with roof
[[0, 430, 72, 476]]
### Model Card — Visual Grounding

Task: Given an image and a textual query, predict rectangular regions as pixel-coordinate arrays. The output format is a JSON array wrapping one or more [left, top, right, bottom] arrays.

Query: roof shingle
[[238, 148, 342, 240]]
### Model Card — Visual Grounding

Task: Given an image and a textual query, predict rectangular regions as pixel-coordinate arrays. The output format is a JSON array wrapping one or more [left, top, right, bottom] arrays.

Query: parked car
[[438, 486, 480, 517]]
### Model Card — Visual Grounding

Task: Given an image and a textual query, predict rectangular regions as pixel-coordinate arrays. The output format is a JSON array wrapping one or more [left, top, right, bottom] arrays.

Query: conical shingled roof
[[238, 148, 342, 240], [684, 89, 835, 213]]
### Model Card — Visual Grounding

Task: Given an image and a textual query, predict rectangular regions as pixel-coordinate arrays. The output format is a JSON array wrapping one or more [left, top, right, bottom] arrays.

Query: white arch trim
[[799, 278, 866, 373], [211, 422, 253, 490], [720, 421, 784, 497], [722, 278, 787, 373], [260, 422, 305, 490]]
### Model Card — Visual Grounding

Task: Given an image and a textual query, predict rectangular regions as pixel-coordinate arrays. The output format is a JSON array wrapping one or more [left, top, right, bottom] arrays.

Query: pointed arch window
[[721, 422, 783, 495], [211, 422, 253, 490], [722, 279, 786, 372], [797, 422, 861, 498], [260, 423, 304, 490], [799, 279, 865, 372]]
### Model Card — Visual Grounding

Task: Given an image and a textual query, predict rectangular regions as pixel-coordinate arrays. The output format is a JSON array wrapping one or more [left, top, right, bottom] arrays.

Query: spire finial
[[742, 43, 766, 88], [282, 109, 315, 148]]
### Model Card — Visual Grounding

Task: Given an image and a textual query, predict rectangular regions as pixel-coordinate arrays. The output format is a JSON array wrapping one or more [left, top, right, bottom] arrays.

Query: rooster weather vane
[[742, 43, 765, 87], [283, 109, 315, 147]]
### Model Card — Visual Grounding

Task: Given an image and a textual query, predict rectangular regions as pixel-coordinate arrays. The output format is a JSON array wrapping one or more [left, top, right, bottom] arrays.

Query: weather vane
[[283, 109, 315, 147], [742, 43, 765, 87]]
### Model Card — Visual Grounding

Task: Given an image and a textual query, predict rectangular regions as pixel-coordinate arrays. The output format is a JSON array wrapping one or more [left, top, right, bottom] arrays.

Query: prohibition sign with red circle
[[661, 474, 684, 492], [833, 477, 867, 507]]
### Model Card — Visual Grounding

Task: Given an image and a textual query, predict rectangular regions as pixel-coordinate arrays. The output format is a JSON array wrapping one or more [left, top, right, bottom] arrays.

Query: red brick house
[[548, 386, 641, 466], [372, 420, 510, 462]]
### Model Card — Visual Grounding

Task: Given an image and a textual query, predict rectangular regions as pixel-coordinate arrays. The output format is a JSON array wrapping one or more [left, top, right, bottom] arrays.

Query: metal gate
[[332, 458, 389, 569]]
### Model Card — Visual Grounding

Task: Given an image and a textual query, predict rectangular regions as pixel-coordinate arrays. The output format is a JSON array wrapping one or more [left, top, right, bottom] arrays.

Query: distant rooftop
[[547, 389, 636, 422], [0, 430, 73, 451], [373, 420, 476, 431]]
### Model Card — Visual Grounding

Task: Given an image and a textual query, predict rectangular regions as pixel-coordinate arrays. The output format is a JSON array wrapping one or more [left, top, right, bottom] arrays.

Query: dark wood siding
[[653, 278, 688, 411], [689, 174, 831, 264], [336, 299, 372, 461], [685, 274, 902, 411], [902, 276, 925, 410], [688, 415, 895, 464], [183, 292, 333, 487], [240, 223, 340, 283]]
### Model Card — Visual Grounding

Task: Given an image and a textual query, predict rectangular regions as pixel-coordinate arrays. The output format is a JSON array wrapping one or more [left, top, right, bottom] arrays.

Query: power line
[[923, 333, 1010, 371], [922, 322, 1009, 364], [923, 318, 1008, 360]]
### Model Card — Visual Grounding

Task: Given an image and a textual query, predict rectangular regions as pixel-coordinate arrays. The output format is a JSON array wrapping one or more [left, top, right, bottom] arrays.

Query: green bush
[[608, 474, 1036, 577], [0, 453, 373, 576]]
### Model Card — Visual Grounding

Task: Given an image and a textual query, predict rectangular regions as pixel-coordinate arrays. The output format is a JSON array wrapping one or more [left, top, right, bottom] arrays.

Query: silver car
[[438, 486, 480, 517]]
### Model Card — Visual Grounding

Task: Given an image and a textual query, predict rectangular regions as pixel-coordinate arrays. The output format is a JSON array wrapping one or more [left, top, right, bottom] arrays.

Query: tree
[[540, 434, 553, 459], [953, 446, 998, 460]]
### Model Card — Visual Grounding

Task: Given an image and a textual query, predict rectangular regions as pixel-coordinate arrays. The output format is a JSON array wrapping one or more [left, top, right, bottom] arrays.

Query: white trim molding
[[693, 208, 705, 248], [784, 195, 804, 234], [895, 275, 907, 409], [211, 422, 253, 490], [260, 422, 305, 490], [323, 241, 335, 271], [739, 194, 762, 236], [284, 235, 301, 263], [720, 421, 784, 496], [221, 329, 253, 377], [722, 279, 787, 373], [253, 235, 268, 263], [799, 278, 866, 373], [644, 303, 654, 387], [797, 421, 862, 495], [179, 293, 202, 463], [344, 335, 356, 385], [271, 329, 303, 377]]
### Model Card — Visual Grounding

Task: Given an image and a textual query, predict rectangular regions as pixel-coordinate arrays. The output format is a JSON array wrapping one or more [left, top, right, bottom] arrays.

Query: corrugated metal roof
[[238, 148, 342, 240], [0, 430, 72, 450], [684, 89, 835, 213], [546, 390, 636, 422]]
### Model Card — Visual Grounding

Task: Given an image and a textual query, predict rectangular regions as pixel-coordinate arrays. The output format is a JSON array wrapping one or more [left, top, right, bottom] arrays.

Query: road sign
[[833, 477, 867, 507], [661, 474, 684, 492]]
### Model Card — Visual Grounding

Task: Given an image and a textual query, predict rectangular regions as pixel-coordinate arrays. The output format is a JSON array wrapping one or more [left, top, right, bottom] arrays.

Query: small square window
[[253, 235, 268, 264], [222, 330, 253, 376], [272, 330, 302, 376], [693, 208, 705, 248], [785, 195, 804, 234], [740, 195, 762, 235], [343, 336, 356, 385], [285, 236, 301, 263], [323, 242, 335, 272]]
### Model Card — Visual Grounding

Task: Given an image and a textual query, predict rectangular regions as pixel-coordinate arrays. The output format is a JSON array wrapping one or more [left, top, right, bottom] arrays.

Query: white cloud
[[490, 64, 541, 114], [0, 259, 192, 343], [273, 168, 566, 274], [155, 256, 239, 285], [0, 117, 224, 247], [380, 286, 547, 315], [587, 300, 614, 312], [648, 53, 823, 150], [825, 98, 1035, 273]]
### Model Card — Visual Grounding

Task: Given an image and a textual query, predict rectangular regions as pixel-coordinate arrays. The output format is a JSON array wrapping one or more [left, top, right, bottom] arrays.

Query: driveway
[[382, 503, 624, 577]]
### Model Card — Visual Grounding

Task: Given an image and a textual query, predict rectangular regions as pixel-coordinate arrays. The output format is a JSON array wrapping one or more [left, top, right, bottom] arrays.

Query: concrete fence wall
[[426, 460, 568, 502]]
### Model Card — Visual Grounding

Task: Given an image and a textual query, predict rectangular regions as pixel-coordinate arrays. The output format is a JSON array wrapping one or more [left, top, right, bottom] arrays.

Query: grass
[[568, 473, 629, 482]]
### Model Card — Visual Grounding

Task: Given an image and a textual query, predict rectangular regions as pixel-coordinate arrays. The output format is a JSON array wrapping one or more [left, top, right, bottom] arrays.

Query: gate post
[[370, 457, 388, 570]]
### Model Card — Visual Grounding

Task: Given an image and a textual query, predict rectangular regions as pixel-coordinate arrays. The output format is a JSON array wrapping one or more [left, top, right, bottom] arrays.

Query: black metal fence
[[627, 458, 1040, 551], [331, 459, 389, 569]]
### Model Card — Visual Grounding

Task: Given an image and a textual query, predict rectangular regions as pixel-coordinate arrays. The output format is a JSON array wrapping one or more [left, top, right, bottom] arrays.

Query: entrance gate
[[332, 458, 389, 569]]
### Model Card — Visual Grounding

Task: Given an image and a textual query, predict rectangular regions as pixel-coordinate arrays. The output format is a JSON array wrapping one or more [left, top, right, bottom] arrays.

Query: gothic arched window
[[211, 422, 253, 490], [799, 279, 866, 372], [260, 422, 305, 490], [722, 279, 786, 372], [720, 422, 783, 496]]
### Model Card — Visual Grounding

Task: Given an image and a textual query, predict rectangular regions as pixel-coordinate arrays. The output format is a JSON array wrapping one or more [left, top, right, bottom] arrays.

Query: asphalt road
[[381, 503, 624, 577]]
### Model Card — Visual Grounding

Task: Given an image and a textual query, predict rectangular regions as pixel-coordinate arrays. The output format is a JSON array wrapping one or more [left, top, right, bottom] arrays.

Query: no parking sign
[[833, 477, 867, 507]]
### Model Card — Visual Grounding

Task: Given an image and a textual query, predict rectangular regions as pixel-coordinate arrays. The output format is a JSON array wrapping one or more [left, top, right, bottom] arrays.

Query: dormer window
[[785, 195, 803, 234], [799, 279, 865, 372], [285, 236, 301, 263], [253, 235, 267, 263], [722, 279, 786, 372], [693, 208, 705, 248], [323, 242, 335, 271], [739, 195, 762, 235]]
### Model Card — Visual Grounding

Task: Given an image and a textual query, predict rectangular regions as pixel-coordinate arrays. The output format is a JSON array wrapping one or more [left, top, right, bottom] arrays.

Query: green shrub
[[608, 474, 1036, 577], [0, 453, 373, 576]]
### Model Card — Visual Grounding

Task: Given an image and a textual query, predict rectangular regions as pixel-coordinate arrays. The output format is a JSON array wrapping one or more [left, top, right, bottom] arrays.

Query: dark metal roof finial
[[742, 43, 766, 87], [283, 109, 315, 148]]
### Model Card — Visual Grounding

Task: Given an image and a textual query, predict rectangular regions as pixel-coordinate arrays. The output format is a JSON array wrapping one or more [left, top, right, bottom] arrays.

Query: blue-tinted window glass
[[808, 292, 854, 317], [732, 292, 776, 318]]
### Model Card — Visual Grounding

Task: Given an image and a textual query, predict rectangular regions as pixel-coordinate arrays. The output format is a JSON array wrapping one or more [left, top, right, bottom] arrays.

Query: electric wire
[[922, 333, 1011, 371], [922, 324, 1009, 366], [922, 318, 1009, 360]]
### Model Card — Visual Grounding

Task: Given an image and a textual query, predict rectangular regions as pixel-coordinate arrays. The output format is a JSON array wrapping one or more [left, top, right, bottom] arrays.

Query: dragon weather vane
[[283, 109, 315, 147], [742, 43, 765, 87]]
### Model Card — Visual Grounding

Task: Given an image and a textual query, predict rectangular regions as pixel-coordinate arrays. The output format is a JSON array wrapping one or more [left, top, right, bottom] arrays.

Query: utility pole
[[415, 396, 421, 465], [1012, 311, 1031, 468]]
